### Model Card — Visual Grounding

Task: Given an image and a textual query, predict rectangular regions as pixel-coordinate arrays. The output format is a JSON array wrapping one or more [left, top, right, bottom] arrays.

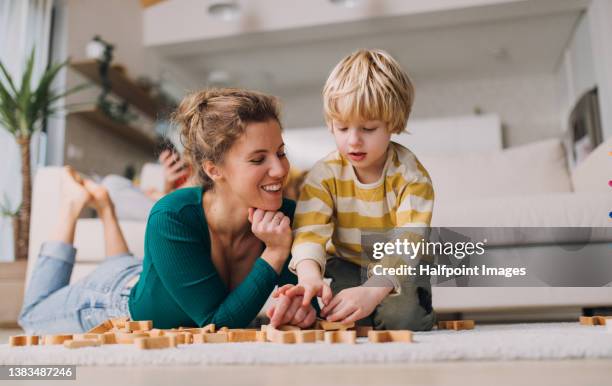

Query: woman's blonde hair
[[323, 49, 414, 134], [174, 88, 281, 190]]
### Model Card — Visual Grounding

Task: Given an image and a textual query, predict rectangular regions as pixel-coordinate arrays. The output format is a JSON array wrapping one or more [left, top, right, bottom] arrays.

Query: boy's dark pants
[[324, 258, 435, 331]]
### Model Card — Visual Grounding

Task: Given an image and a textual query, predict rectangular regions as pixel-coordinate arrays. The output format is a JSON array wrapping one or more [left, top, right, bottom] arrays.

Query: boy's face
[[331, 119, 391, 174]]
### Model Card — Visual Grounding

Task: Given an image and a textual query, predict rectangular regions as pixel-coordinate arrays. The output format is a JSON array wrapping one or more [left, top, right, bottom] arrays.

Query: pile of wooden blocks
[[8, 318, 414, 349]]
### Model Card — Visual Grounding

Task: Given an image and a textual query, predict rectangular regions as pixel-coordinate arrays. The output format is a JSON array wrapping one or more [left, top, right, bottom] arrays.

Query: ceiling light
[[207, 1, 241, 21], [329, 0, 362, 8]]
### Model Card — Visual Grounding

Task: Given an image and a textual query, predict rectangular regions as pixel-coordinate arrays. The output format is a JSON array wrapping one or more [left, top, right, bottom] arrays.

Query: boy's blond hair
[[323, 49, 414, 134]]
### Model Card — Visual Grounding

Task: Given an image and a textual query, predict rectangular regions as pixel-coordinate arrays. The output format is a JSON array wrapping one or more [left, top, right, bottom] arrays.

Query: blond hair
[[174, 88, 281, 190], [323, 49, 414, 134]]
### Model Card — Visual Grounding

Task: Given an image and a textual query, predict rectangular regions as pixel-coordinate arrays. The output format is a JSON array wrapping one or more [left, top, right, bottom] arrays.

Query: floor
[[2, 328, 612, 386]]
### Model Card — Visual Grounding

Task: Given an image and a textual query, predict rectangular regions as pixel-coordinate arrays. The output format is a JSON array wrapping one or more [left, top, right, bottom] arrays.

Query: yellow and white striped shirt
[[289, 142, 435, 282]]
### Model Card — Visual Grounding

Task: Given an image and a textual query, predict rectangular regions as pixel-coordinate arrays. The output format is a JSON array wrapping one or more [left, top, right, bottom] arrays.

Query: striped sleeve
[[289, 162, 335, 275]]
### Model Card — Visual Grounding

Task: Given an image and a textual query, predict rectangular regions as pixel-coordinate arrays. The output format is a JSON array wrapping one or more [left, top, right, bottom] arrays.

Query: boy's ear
[[202, 160, 222, 182]]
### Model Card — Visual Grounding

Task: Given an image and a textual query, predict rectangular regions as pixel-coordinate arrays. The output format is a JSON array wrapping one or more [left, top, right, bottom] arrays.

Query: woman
[[18, 88, 316, 334]]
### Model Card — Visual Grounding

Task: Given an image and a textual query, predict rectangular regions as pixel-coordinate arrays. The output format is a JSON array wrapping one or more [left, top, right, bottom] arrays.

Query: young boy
[[280, 49, 435, 331]]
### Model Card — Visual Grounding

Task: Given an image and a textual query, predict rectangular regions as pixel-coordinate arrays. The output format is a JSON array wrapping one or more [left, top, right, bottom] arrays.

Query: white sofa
[[26, 135, 612, 314]]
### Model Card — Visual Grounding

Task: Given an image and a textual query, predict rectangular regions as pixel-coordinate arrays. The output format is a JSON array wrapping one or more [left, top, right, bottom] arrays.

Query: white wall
[[280, 73, 561, 148]]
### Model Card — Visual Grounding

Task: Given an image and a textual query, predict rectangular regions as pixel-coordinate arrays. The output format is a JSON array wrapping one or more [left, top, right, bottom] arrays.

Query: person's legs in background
[[18, 167, 140, 334]]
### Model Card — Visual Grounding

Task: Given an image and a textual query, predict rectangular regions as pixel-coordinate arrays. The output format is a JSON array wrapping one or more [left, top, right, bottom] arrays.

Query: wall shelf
[[70, 60, 161, 119], [68, 109, 159, 152]]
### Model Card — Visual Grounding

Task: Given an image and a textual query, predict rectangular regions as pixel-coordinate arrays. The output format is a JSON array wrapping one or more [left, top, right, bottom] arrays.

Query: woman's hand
[[266, 294, 316, 328], [248, 208, 292, 273], [320, 286, 390, 324]]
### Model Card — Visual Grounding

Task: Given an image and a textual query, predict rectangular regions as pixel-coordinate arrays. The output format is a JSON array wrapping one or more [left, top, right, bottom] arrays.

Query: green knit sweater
[[128, 186, 298, 329]]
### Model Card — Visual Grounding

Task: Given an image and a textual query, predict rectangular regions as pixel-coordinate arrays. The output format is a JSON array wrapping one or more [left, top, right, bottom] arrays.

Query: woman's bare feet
[[82, 179, 114, 215], [60, 166, 91, 217]]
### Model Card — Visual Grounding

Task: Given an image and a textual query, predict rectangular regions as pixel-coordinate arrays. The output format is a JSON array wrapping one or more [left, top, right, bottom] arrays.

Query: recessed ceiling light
[[208, 1, 240, 21], [329, 0, 362, 8]]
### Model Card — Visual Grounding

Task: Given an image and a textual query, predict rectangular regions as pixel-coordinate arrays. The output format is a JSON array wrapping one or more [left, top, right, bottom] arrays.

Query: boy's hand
[[320, 286, 390, 323], [283, 277, 333, 307], [266, 295, 316, 328]]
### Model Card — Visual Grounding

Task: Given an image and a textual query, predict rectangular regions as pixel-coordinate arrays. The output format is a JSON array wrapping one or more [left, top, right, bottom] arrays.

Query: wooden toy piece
[[218, 326, 229, 333], [163, 331, 191, 344], [110, 317, 129, 329], [200, 333, 229, 343], [265, 325, 295, 344], [294, 330, 317, 343], [592, 316, 611, 326], [126, 320, 153, 332], [437, 321, 451, 329], [43, 334, 74, 345], [355, 326, 373, 337], [228, 330, 258, 342], [314, 330, 325, 341], [64, 339, 101, 349], [367, 330, 413, 343], [202, 324, 216, 333], [580, 316, 596, 325], [148, 329, 165, 337], [256, 331, 267, 342], [114, 332, 150, 344], [451, 320, 475, 330], [73, 333, 102, 341], [100, 332, 117, 345], [9, 335, 40, 347], [277, 325, 300, 331], [134, 336, 177, 350], [324, 330, 356, 344], [87, 319, 114, 334], [316, 319, 355, 331]]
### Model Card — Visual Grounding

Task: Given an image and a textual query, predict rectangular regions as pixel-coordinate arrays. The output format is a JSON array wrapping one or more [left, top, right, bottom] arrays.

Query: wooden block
[[314, 330, 325, 341], [452, 320, 475, 330], [294, 330, 316, 343], [87, 319, 114, 334], [579, 316, 595, 325], [437, 321, 451, 329], [43, 334, 73, 345], [110, 317, 129, 329], [355, 326, 373, 337], [278, 325, 301, 331], [324, 330, 356, 344], [228, 330, 258, 342], [64, 339, 101, 349], [265, 325, 295, 344], [218, 327, 229, 333], [73, 333, 102, 341], [193, 332, 229, 343], [256, 331, 267, 342], [316, 320, 355, 331], [9, 335, 39, 347], [126, 320, 153, 331], [115, 332, 150, 344], [592, 316, 611, 326], [368, 330, 391, 343], [100, 332, 117, 345], [148, 329, 165, 337], [163, 332, 190, 344], [202, 324, 216, 333], [369, 330, 413, 343], [134, 336, 177, 350]]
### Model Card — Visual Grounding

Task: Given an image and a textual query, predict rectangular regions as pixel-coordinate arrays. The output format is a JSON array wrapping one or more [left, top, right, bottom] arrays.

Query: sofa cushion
[[420, 139, 572, 203], [432, 192, 612, 230], [571, 135, 612, 193]]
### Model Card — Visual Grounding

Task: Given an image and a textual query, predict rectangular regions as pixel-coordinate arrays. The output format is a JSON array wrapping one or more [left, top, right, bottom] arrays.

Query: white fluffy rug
[[2, 323, 612, 366]]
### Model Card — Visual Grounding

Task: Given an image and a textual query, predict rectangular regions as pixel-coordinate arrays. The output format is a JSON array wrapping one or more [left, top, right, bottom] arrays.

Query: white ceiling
[[150, 1, 585, 95]]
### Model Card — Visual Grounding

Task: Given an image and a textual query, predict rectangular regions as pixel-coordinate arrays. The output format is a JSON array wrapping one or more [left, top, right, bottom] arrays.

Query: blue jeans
[[18, 241, 142, 334]]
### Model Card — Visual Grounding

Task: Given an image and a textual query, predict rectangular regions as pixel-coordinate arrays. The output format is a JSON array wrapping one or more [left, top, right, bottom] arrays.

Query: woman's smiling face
[[214, 119, 289, 211]]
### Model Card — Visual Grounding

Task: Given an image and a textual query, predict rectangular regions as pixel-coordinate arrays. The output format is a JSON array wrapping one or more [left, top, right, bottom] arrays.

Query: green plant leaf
[[0, 60, 18, 95]]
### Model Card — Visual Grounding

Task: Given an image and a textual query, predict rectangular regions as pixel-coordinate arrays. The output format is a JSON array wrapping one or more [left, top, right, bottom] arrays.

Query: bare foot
[[82, 179, 113, 213], [60, 166, 91, 216]]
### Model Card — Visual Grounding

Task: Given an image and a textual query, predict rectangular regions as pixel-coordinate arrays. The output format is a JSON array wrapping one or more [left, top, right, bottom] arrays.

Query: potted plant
[[0, 49, 85, 260]]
